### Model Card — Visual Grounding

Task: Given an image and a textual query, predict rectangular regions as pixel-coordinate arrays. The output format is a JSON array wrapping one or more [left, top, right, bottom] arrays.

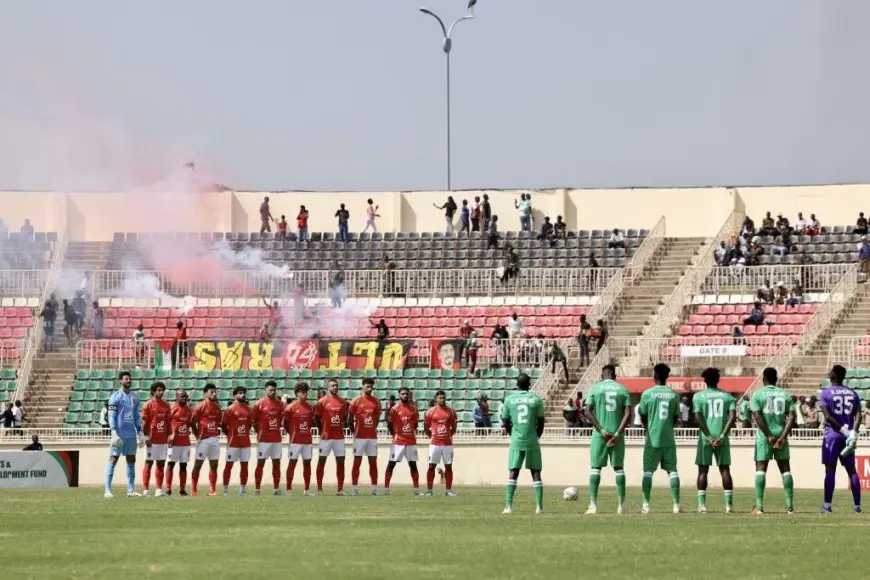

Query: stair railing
[[624, 215, 666, 285]]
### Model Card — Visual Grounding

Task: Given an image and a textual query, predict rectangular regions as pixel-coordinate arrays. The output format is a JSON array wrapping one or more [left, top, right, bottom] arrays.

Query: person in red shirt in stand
[[385, 386, 421, 495], [141, 381, 171, 497], [349, 377, 382, 496], [424, 389, 458, 497], [172, 320, 189, 369], [190, 383, 222, 496], [459, 320, 474, 366], [251, 380, 285, 495], [277, 215, 288, 240], [314, 379, 349, 495], [284, 382, 315, 495], [165, 389, 193, 496], [221, 386, 253, 496]]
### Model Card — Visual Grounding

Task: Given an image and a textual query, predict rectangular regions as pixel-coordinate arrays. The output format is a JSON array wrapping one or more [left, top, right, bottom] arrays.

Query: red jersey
[[314, 395, 348, 440], [191, 399, 222, 440], [283, 400, 315, 444], [349, 395, 382, 439], [425, 405, 458, 446], [222, 402, 253, 448], [141, 398, 171, 445], [169, 403, 193, 446], [388, 402, 419, 446], [252, 396, 285, 443]]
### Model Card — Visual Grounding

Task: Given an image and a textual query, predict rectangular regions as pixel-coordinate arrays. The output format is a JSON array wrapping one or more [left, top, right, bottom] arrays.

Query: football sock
[[368, 457, 378, 486], [155, 465, 164, 490], [824, 471, 836, 505], [316, 463, 326, 490], [641, 472, 653, 504], [165, 465, 174, 491], [505, 478, 517, 508], [208, 470, 217, 493], [754, 471, 766, 510], [254, 466, 264, 490], [303, 462, 311, 490], [669, 472, 681, 505], [782, 471, 794, 510], [533, 480, 544, 509], [724, 490, 733, 507], [179, 470, 187, 492], [240, 463, 249, 486], [286, 460, 297, 491], [410, 469, 419, 490], [589, 469, 601, 504], [849, 472, 861, 507], [351, 457, 362, 486], [426, 465, 436, 491], [125, 462, 135, 494], [445, 465, 453, 490], [336, 463, 345, 492], [384, 469, 393, 490], [697, 490, 706, 507], [104, 461, 116, 492], [142, 464, 152, 491], [615, 469, 626, 505], [222, 463, 233, 487], [272, 462, 281, 490]]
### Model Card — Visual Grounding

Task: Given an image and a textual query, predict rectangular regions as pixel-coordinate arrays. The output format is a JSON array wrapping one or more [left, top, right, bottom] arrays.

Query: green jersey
[[586, 379, 631, 435], [751, 386, 794, 438], [739, 399, 749, 421], [638, 385, 678, 448], [500, 391, 545, 451], [693, 388, 736, 442]]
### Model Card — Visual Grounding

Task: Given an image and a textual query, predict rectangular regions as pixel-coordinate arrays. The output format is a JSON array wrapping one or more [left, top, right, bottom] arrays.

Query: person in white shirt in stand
[[363, 199, 380, 234], [794, 212, 809, 233], [12, 400, 22, 435], [507, 313, 523, 339], [608, 229, 626, 249]]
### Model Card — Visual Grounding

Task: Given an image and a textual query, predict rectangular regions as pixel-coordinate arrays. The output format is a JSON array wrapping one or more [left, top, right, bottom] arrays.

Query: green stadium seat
[[68, 401, 82, 412], [403, 369, 415, 379], [859, 369, 870, 379], [0, 392, 8, 403], [314, 369, 327, 379], [83, 391, 98, 402], [377, 369, 390, 379], [287, 369, 300, 380], [170, 369, 182, 379], [65, 411, 80, 423], [389, 369, 402, 379], [1, 369, 15, 380], [273, 369, 287, 380], [427, 379, 440, 390], [350, 370, 363, 379], [82, 401, 96, 413], [413, 379, 427, 391], [415, 369, 429, 379], [442, 379, 455, 391], [70, 391, 84, 402], [260, 369, 274, 379], [300, 370, 313, 379], [73, 380, 87, 391], [455, 369, 468, 379], [491, 389, 505, 401], [846, 369, 859, 379], [143, 370, 156, 380], [76, 370, 91, 380], [156, 368, 171, 379], [429, 369, 442, 379]]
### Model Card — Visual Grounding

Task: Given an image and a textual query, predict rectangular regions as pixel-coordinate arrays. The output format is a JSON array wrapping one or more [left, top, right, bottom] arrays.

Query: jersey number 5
[[605, 392, 617, 412], [517, 404, 529, 425]]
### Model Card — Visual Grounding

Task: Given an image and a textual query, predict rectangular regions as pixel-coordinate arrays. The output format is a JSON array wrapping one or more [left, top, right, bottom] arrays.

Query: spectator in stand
[[863, 401, 870, 433], [370, 317, 390, 342], [553, 216, 567, 240], [577, 314, 592, 366], [40, 300, 56, 352], [589, 255, 599, 268], [775, 213, 790, 230], [23, 434, 42, 451], [787, 280, 804, 307], [537, 217, 555, 247], [731, 326, 745, 345], [757, 281, 774, 304], [792, 395, 805, 431], [546, 337, 569, 384], [72, 290, 87, 336], [472, 395, 492, 435], [465, 330, 479, 374], [506, 312, 523, 341], [99, 401, 109, 434], [759, 212, 776, 236], [802, 397, 820, 429], [740, 216, 756, 238], [490, 323, 509, 366], [335, 203, 350, 243], [743, 301, 765, 327], [363, 199, 380, 233], [20, 218, 34, 236], [277, 215, 288, 240], [679, 396, 692, 427], [470, 196, 481, 232], [486, 215, 499, 250], [481, 194, 492, 232], [259, 196, 274, 234], [607, 228, 626, 249], [774, 281, 788, 305], [855, 212, 868, 236], [772, 235, 789, 257], [382, 255, 398, 296], [738, 396, 750, 428], [297, 205, 310, 243], [563, 397, 579, 429], [258, 322, 271, 343], [714, 241, 727, 265], [594, 319, 609, 354], [459, 199, 470, 234], [500, 246, 519, 284], [133, 323, 146, 364], [433, 196, 458, 235], [2, 402, 13, 429], [745, 239, 764, 266], [459, 320, 474, 366], [806, 214, 821, 236], [385, 395, 396, 422], [262, 298, 284, 334], [62, 299, 76, 346], [79, 271, 92, 300], [12, 400, 22, 434], [859, 236, 870, 275], [794, 212, 809, 233], [329, 263, 345, 308], [91, 301, 104, 339], [515, 193, 532, 232]]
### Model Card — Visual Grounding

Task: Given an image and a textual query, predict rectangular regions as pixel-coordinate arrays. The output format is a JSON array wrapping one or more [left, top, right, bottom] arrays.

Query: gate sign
[[0, 451, 79, 488], [857, 456, 870, 490]]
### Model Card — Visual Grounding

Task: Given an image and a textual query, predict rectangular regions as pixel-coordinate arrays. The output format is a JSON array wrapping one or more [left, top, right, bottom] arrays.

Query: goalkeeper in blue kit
[[105, 371, 145, 497]]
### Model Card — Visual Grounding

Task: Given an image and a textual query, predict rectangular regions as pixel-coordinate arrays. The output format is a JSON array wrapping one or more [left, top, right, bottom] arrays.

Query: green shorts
[[590, 434, 625, 469], [508, 446, 542, 471], [755, 438, 790, 462], [695, 438, 731, 467], [642, 443, 677, 473]]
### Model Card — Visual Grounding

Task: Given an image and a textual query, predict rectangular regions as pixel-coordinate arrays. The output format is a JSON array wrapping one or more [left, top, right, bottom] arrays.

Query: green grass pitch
[[1, 486, 863, 579]]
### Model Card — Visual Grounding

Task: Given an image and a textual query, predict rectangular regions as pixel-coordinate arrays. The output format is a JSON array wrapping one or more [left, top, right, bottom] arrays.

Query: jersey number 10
[[707, 399, 724, 418]]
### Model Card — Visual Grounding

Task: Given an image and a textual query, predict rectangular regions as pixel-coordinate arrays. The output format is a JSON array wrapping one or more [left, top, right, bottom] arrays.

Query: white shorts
[[257, 442, 282, 460], [226, 446, 251, 462], [428, 445, 454, 466], [288, 443, 313, 461], [318, 439, 346, 458], [145, 444, 168, 461], [168, 446, 190, 463], [195, 437, 221, 461], [389, 444, 419, 463], [353, 439, 378, 457]]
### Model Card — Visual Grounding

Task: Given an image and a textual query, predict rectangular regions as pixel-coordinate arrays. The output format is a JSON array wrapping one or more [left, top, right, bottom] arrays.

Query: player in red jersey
[[221, 386, 253, 496], [190, 383, 222, 496], [424, 389, 458, 496], [349, 377, 382, 496], [141, 381, 171, 497], [385, 386, 420, 495], [283, 382, 315, 495], [251, 380, 285, 495], [314, 379, 349, 495], [165, 389, 193, 496]]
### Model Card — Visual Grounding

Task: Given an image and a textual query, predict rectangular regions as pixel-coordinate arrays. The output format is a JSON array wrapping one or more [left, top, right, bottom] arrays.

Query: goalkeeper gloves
[[110, 432, 122, 450], [842, 431, 859, 457], [137, 433, 146, 448]]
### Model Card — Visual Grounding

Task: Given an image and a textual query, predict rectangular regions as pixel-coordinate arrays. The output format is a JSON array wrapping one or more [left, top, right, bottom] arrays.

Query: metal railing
[[624, 215, 665, 284], [0, 270, 50, 297], [573, 343, 611, 399], [92, 267, 621, 300], [826, 336, 870, 369], [701, 263, 851, 295]]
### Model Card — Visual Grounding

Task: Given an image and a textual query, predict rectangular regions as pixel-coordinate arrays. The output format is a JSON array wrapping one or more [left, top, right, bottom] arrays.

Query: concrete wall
[[9, 440, 835, 490], [0, 184, 868, 241]]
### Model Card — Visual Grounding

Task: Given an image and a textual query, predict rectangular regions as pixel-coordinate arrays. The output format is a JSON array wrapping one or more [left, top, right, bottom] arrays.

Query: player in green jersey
[[584, 365, 631, 514], [637, 363, 681, 514], [692, 367, 737, 513], [500, 372, 546, 514], [750, 367, 796, 515]]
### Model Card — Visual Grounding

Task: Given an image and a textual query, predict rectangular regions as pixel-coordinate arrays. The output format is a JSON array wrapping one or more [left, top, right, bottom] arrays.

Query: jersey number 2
[[517, 404, 529, 425]]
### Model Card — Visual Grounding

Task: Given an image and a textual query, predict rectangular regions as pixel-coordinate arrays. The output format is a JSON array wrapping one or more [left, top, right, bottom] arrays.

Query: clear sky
[[1, 0, 869, 192]]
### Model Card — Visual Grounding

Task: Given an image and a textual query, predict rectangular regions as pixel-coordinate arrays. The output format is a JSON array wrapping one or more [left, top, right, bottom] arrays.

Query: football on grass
[[563, 487, 579, 501]]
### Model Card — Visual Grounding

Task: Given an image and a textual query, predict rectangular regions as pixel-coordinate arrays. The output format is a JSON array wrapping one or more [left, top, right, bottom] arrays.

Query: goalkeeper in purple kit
[[818, 365, 862, 513]]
